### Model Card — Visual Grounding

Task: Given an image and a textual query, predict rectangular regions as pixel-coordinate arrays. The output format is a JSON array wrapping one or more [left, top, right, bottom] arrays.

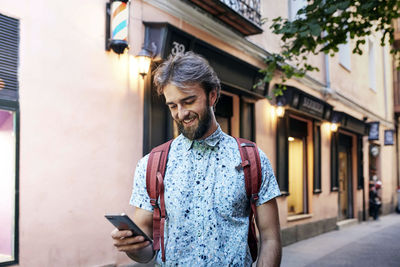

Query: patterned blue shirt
[[130, 126, 281, 266]]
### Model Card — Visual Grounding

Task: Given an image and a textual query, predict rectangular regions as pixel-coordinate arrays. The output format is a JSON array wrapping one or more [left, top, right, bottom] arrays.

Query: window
[[240, 97, 255, 141], [369, 40, 377, 91], [289, 0, 307, 20], [0, 108, 18, 265], [287, 117, 308, 215], [276, 114, 313, 214], [338, 35, 351, 71], [215, 93, 234, 135], [0, 13, 20, 265]]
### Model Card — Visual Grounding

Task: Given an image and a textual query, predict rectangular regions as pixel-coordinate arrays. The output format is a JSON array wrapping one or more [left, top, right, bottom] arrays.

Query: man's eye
[[185, 100, 194, 105], [169, 105, 177, 109]]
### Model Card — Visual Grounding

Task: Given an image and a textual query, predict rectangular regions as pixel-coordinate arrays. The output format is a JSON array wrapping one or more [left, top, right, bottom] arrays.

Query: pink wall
[[2, 0, 144, 265]]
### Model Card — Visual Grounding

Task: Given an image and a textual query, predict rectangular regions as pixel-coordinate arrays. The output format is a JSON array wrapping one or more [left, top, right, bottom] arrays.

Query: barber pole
[[108, 0, 129, 54]]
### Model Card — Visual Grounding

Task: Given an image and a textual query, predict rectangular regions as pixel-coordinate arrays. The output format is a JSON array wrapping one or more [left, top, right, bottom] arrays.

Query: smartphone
[[105, 213, 152, 242]]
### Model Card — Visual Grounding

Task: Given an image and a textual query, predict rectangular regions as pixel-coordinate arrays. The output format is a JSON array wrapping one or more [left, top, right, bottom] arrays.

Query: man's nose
[[177, 106, 189, 120]]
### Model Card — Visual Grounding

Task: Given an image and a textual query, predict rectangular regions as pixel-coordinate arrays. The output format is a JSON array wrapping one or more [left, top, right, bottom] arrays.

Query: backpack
[[146, 137, 262, 262]]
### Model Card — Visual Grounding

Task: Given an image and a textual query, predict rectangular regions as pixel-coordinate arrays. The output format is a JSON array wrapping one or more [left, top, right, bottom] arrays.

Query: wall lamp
[[275, 95, 286, 118], [330, 111, 342, 132], [136, 42, 157, 78], [330, 123, 338, 132], [106, 0, 130, 54]]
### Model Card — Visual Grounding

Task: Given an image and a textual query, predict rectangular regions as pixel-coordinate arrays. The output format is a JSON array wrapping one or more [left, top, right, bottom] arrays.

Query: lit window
[[287, 136, 306, 214], [0, 109, 17, 264], [287, 117, 308, 215]]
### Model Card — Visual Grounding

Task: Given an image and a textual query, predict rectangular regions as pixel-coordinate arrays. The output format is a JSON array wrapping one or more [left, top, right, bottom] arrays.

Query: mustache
[[177, 114, 198, 123]]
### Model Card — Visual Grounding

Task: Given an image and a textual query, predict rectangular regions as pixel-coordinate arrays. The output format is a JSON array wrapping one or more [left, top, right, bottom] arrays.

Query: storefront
[[141, 23, 267, 154], [330, 112, 367, 221], [274, 86, 369, 245]]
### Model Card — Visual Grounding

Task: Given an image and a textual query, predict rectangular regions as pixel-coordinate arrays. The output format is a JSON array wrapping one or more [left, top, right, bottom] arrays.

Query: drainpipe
[[324, 53, 331, 94], [322, 0, 332, 97], [382, 45, 389, 120]]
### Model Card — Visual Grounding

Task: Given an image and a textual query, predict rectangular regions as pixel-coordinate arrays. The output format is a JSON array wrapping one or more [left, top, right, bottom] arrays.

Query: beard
[[176, 101, 212, 140]]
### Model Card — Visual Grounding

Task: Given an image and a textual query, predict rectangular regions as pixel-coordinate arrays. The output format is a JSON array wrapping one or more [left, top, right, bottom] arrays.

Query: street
[[282, 213, 400, 267]]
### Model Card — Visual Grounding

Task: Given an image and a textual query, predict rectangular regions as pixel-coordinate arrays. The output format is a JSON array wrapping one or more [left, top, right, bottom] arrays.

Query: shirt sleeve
[[129, 154, 154, 212], [256, 148, 281, 206]]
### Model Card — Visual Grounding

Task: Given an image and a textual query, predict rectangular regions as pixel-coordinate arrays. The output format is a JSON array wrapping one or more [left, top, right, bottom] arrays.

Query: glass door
[[338, 134, 353, 221]]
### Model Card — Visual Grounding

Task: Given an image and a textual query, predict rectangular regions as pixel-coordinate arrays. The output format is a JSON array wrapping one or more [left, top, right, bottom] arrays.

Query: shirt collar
[[181, 124, 223, 151]]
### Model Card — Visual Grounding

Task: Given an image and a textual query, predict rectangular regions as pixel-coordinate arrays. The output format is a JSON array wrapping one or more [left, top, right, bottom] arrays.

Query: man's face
[[164, 83, 213, 140]]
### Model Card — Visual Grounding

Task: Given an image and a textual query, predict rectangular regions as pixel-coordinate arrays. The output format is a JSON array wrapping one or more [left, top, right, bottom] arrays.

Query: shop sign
[[384, 130, 395, 145], [299, 96, 325, 117], [346, 116, 368, 136], [368, 122, 379, 140]]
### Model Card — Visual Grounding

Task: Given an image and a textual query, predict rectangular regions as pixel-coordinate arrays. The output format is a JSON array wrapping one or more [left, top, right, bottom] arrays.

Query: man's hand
[[111, 229, 151, 252], [110, 208, 154, 263]]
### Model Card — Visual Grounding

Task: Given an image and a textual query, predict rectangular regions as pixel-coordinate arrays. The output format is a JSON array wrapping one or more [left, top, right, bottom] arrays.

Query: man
[[369, 181, 382, 220], [111, 52, 282, 266]]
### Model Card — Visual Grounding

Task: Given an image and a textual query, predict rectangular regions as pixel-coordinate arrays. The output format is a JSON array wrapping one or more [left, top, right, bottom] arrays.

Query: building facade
[[0, 0, 398, 266]]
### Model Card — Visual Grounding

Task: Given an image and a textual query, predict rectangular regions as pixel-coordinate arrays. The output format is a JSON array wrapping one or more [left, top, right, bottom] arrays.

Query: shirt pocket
[[212, 165, 249, 220]]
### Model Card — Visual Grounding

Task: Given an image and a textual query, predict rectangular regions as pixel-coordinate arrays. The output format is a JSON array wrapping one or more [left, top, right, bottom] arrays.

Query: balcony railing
[[187, 0, 263, 36]]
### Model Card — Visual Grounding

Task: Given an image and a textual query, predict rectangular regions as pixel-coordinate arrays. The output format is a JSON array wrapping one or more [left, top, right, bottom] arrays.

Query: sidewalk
[[281, 213, 400, 267]]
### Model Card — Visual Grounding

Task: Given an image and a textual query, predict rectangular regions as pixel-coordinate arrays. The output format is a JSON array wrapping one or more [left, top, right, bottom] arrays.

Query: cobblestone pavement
[[281, 213, 400, 267]]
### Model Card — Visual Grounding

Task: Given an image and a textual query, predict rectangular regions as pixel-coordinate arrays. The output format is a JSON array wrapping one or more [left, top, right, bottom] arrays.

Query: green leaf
[[260, 0, 400, 88], [309, 24, 322, 36], [337, 1, 350, 10], [325, 5, 337, 14]]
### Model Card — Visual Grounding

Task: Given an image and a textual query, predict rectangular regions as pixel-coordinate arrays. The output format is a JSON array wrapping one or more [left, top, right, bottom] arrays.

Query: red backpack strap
[[234, 137, 262, 262], [146, 139, 173, 262]]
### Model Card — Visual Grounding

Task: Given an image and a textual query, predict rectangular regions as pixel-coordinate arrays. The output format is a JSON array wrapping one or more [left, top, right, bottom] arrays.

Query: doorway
[[338, 133, 353, 220]]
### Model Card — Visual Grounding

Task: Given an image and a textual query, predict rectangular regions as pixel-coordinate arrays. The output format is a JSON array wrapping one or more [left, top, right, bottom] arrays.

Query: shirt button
[[197, 231, 201, 237]]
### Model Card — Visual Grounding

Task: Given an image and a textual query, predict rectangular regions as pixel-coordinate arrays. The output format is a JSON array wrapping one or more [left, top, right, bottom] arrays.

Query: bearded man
[[111, 52, 282, 267]]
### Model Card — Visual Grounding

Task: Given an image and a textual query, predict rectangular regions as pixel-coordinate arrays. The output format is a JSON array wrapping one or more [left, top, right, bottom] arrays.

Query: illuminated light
[[270, 106, 276, 118], [135, 43, 156, 78], [322, 122, 330, 131], [288, 136, 295, 141], [137, 52, 152, 78], [330, 123, 338, 132], [276, 106, 285, 118]]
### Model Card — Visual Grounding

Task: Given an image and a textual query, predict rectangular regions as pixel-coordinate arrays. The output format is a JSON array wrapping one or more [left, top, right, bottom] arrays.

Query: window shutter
[[357, 135, 364, 189], [276, 116, 289, 195], [330, 132, 339, 191], [0, 13, 19, 101], [313, 123, 322, 193]]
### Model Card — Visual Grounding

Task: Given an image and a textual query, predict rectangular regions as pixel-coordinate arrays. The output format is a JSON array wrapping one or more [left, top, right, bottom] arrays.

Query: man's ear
[[209, 89, 218, 107]]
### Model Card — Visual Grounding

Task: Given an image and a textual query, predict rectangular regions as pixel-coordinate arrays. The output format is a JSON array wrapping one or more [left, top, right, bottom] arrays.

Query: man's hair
[[153, 52, 221, 107]]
